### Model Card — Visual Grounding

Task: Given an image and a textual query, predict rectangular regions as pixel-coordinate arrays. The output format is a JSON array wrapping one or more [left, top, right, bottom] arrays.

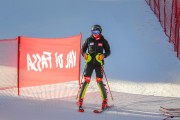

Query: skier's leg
[[95, 66, 108, 109], [78, 76, 91, 107], [78, 64, 93, 107], [97, 79, 108, 109]]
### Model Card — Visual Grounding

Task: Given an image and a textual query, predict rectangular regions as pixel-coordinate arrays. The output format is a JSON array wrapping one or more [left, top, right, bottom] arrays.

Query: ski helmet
[[91, 24, 102, 33]]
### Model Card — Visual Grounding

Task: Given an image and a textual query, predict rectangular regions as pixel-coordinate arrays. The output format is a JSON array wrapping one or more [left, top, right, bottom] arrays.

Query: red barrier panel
[[145, 0, 180, 58], [18, 34, 81, 95]]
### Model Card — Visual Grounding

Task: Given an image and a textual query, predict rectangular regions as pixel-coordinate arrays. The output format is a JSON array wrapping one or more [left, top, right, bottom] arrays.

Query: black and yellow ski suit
[[79, 34, 111, 104]]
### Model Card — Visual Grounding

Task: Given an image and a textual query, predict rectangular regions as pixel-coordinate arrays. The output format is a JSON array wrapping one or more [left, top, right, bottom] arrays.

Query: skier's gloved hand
[[84, 53, 92, 63], [98, 54, 104, 61], [96, 53, 104, 65]]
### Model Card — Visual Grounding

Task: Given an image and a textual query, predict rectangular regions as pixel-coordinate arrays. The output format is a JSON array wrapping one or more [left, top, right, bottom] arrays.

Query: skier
[[78, 24, 111, 112]]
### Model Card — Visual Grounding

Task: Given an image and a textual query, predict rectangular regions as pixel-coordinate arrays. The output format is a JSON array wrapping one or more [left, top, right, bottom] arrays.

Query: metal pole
[[101, 66, 114, 101], [76, 69, 85, 100]]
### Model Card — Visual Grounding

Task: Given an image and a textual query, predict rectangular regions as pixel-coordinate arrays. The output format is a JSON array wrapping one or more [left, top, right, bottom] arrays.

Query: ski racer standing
[[78, 24, 111, 112]]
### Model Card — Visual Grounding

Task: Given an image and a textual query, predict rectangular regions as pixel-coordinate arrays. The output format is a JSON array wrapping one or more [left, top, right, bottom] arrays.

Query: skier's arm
[[81, 38, 88, 56], [103, 40, 111, 58]]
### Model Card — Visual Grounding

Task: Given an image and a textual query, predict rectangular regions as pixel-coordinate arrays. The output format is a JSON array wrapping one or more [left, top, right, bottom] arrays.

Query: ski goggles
[[91, 30, 101, 35]]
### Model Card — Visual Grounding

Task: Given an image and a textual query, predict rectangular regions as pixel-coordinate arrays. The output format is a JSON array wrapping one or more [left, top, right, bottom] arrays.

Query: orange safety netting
[[0, 39, 18, 92], [145, 0, 180, 58]]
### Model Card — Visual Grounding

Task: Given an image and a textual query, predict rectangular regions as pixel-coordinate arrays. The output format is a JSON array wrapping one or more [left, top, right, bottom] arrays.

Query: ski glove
[[84, 53, 92, 64], [96, 53, 104, 65]]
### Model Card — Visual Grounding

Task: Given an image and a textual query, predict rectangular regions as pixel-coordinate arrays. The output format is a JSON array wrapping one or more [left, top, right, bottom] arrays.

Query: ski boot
[[78, 98, 84, 112], [102, 99, 108, 109]]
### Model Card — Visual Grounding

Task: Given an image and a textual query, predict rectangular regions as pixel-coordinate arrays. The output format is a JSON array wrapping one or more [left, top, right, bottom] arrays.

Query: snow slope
[[0, 0, 180, 120], [0, 92, 180, 120]]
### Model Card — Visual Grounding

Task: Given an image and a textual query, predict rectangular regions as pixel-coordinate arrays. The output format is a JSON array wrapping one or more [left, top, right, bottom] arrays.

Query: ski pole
[[76, 69, 85, 100], [101, 66, 114, 101]]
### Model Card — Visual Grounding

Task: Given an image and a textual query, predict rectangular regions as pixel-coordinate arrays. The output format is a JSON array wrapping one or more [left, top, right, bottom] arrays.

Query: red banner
[[18, 34, 81, 89]]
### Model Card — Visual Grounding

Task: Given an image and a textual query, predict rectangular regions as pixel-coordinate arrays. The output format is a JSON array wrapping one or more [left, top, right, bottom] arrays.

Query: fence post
[[170, 0, 174, 42], [164, 0, 166, 33], [17, 36, 20, 96], [177, 1, 180, 58]]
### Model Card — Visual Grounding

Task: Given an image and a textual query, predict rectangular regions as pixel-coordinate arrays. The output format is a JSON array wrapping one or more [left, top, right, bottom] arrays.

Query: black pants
[[79, 64, 107, 101], [84, 64, 103, 78]]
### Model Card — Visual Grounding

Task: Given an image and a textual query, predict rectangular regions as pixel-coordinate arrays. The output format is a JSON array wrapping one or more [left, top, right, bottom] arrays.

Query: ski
[[93, 109, 104, 113], [162, 112, 180, 120], [93, 105, 114, 114], [160, 106, 180, 112], [160, 106, 180, 120]]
